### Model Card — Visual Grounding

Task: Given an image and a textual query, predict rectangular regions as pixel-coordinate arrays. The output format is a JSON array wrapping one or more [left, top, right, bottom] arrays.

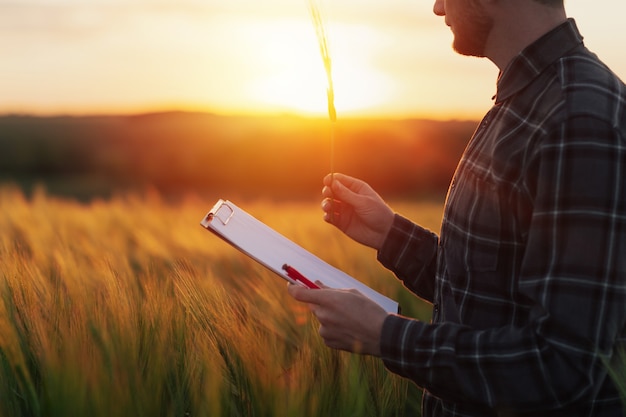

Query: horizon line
[[0, 108, 481, 123]]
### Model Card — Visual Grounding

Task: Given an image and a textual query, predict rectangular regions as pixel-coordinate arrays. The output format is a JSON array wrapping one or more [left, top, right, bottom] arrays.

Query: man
[[288, 0, 626, 416]]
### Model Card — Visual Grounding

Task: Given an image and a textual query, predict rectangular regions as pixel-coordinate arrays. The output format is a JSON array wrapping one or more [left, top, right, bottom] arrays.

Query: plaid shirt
[[377, 20, 626, 417]]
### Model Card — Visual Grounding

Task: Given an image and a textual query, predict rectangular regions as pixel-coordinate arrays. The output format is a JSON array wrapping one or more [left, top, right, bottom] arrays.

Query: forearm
[[377, 214, 439, 302], [379, 313, 621, 412]]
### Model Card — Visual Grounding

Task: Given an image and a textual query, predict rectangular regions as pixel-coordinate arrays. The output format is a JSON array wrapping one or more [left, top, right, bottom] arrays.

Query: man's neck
[[485, 3, 567, 70]]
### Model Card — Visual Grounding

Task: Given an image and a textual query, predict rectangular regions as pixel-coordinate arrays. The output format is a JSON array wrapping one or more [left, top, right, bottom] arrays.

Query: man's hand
[[322, 173, 395, 251], [288, 282, 388, 356]]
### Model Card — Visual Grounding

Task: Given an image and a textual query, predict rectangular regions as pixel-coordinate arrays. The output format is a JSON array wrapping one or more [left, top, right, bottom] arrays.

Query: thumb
[[315, 280, 330, 289], [288, 282, 322, 304]]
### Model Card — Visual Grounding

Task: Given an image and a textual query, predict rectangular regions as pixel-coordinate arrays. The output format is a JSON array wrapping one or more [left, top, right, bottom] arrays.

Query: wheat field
[[0, 186, 446, 417]]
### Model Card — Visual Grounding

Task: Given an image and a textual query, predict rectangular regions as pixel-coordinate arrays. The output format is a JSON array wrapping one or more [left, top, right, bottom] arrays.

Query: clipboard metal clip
[[205, 199, 235, 226]]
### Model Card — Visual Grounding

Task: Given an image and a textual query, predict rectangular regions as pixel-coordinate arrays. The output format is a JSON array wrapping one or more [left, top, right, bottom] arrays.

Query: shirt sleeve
[[379, 116, 626, 411], [376, 214, 439, 303]]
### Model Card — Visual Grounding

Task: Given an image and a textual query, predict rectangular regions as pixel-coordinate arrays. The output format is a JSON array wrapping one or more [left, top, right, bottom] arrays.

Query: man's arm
[[377, 214, 439, 303], [380, 116, 626, 411]]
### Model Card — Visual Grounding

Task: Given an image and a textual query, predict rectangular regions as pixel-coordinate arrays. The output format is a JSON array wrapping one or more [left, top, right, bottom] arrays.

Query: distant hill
[[0, 112, 477, 201]]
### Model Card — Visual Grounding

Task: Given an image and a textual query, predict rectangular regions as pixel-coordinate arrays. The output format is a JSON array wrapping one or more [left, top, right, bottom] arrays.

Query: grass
[[0, 186, 438, 417], [3, 185, 625, 415]]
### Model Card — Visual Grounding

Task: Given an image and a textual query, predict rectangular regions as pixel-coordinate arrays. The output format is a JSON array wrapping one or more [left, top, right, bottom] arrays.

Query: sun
[[249, 19, 392, 117]]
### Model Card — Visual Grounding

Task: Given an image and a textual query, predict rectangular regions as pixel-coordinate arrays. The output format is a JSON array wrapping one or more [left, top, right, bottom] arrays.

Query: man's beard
[[451, 8, 494, 58]]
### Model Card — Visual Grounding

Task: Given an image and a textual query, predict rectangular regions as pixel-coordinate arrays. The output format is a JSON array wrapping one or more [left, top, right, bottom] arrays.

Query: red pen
[[282, 264, 320, 289]]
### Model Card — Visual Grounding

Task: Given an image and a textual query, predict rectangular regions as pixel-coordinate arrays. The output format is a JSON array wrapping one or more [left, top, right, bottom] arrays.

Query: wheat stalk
[[308, 0, 336, 124], [308, 0, 336, 219]]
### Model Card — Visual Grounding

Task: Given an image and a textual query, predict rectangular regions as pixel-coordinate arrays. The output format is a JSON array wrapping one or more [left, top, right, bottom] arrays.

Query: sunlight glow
[[2, 1, 626, 118], [249, 20, 393, 116]]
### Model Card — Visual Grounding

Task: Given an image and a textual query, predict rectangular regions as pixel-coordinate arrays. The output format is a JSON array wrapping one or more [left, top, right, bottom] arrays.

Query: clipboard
[[200, 199, 399, 313]]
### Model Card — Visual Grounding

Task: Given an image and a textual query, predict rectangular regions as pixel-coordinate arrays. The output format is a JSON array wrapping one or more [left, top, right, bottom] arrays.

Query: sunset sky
[[2, 0, 625, 120]]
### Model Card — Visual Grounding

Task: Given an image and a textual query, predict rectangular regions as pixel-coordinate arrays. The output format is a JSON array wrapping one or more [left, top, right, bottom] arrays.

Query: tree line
[[0, 111, 477, 201]]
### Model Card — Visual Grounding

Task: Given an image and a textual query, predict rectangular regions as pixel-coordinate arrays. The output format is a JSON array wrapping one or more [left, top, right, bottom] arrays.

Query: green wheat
[[0, 187, 429, 416], [308, 0, 337, 222]]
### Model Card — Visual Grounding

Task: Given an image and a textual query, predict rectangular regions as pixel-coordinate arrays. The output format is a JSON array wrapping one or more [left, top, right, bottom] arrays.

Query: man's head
[[433, 0, 567, 68]]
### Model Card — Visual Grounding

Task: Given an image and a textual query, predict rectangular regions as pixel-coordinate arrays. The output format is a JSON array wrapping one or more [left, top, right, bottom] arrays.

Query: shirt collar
[[494, 18, 584, 104]]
